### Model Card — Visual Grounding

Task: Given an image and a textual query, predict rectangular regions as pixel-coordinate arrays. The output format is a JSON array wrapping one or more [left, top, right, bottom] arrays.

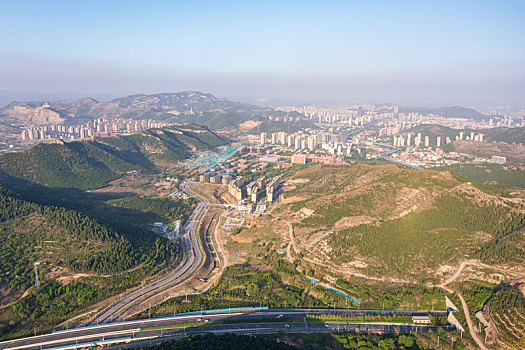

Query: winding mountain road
[[89, 182, 210, 324], [438, 260, 489, 350]]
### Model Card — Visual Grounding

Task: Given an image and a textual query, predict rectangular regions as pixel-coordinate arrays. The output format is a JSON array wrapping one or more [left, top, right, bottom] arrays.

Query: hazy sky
[[1, 0, 524, 106]]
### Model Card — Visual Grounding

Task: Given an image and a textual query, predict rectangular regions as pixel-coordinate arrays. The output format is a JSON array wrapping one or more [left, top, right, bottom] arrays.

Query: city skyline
[[1, 0, 524, 106]]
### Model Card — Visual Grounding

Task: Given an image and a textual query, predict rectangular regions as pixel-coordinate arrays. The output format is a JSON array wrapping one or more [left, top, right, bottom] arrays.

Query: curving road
[[89, 182, 210, 324], [438, 261, 490, 350]]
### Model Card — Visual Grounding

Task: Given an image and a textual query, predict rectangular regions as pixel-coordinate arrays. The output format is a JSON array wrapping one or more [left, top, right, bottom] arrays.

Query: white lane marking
[[5, 329, 141, 350]]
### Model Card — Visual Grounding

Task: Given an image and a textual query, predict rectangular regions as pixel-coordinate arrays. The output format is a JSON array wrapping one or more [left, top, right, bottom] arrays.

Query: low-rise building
[[412, 316, 431, 324]]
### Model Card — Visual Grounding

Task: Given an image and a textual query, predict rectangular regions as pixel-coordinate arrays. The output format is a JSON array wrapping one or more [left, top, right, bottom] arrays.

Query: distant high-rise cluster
[[393, 131, 484, 148], [487, 116, 525, 128], [455, 131, 484, 142], [261, 130, 352, 152], [275, 105, 388, 125], [21, 118, 168, 141], [261, 131, 320, 151]]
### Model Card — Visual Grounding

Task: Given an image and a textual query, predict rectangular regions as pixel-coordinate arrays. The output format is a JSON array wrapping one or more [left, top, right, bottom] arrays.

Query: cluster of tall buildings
[[275, 105, 392, 125], [393, 131, 485, 148], [260, 128, 362, 159], [228, 176, 280, 204], [488, 116, 525, 128], [276, 103, 525, 132], [260, 129, 351, 152], [21, 118, 168, 141], [393, 133, 436, 148], [261, 131, 319, 151], [455, 131, 484, 142]]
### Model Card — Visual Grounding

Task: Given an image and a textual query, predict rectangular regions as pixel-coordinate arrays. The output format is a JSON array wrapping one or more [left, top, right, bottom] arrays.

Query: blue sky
[[1, 0, 524, 106]]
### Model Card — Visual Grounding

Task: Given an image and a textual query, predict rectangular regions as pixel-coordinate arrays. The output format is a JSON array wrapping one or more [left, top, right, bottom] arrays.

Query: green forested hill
[[400, 106, 486, 120], [0, 184, 177, 298], [0, 123, 223, 339], [0, 124, 229, 190], [281, 164, 525, 278], [482, 127, 525, 144], [0, 182, 185, 339], [436, 163, 525, 188]]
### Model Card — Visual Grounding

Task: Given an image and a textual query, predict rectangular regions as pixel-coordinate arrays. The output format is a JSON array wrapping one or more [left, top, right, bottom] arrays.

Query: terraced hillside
[[0, 124, 229, 190], [279, 164, 525, 280], [486, 286, 525, 349]]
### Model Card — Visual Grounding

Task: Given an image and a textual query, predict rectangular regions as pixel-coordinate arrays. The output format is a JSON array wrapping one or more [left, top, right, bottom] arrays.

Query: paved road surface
[[0, 308, 451, 350], [90, 183, 209, 324]]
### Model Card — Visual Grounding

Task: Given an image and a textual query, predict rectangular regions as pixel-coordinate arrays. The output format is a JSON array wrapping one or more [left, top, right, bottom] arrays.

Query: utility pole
[[34, 262, 41, 289]]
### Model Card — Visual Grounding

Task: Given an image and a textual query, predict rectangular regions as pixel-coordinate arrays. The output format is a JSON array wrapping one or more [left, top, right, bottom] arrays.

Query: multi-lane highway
[[374, 141, 421, 170], [0, 308, 452, 350], [89, 182, 210, 324]]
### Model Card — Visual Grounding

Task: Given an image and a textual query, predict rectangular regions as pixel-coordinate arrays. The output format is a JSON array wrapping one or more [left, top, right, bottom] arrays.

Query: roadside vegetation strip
[[123, 189, 215, 318], [92, 197, 208, 323], [141, 322, 207, 331]]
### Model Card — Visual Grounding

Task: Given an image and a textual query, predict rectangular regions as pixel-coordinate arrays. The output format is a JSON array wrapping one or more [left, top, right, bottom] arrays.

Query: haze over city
[[1, 1, 525, 350], [1, 0, 524, 106]]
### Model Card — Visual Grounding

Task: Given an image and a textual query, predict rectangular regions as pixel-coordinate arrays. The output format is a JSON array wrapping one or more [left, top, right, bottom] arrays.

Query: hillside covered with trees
[[0, 182, 186, 339], [0, 124, 229, 190], [0, 123, 224, 340], [279, 164, 525, 280]]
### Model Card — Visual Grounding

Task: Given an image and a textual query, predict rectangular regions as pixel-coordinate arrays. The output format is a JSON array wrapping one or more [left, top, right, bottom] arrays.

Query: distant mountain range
[[399, 105, 488, 120], [0, 91, 261, 127], [0, 91, 494, 130]]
